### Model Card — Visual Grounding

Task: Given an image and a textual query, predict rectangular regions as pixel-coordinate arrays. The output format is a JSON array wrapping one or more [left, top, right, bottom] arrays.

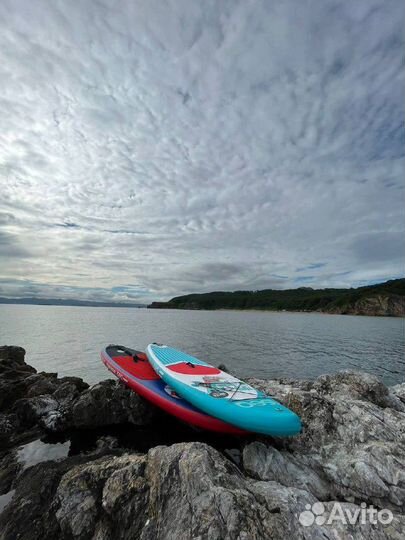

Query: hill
[[148, 278, 405, 316]]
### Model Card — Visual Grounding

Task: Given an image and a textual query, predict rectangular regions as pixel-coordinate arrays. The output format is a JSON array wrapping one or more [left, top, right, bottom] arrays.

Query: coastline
[[147, 306, 405, 318], [1, 345, 405, 538], [148, 279, 405, 317]]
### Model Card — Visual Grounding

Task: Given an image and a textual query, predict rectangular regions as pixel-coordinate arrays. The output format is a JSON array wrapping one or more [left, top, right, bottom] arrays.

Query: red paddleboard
[[101, 345, 246, 435]]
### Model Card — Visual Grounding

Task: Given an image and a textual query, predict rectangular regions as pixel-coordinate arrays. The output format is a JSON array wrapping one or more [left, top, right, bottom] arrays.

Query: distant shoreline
[[0, 298, 145, 309], [1, 302, 400, 317]]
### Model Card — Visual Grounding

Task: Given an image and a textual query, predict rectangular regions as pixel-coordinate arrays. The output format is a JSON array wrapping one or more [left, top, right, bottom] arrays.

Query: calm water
[[0, 305, 404, 386]]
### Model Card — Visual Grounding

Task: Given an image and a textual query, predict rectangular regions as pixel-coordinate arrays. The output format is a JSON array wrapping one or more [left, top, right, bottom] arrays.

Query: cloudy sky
[[0, 0, 404, 303]]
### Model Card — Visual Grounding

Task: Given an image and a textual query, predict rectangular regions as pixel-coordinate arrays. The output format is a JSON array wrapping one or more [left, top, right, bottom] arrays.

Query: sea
[[1, 304, 404, 386]]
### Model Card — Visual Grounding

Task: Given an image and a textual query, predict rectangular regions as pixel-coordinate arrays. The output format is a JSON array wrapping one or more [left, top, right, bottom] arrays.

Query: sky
[[0, 0, 404, 303]]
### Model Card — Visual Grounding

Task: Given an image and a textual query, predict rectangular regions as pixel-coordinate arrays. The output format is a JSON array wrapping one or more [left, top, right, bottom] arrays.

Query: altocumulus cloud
[[0, 0, 404, 302]]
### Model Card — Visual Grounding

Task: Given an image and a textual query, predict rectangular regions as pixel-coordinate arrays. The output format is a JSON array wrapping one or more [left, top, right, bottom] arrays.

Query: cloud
[[0, 0, 404, 302], [0, 231, 31, 258], [351, 231, 405, 264], [296, 263, 326, 272]]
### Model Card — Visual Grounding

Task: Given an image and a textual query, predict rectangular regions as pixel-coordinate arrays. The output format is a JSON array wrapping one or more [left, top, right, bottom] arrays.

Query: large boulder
[[0, 448, 126, 540], [243, 370, 405, 517], [0, 346, 36, 411], [12, 395, 66, 432], [55, 453, 148, 539], [2, 442, 404, 539], [71, 379, 156, 429]]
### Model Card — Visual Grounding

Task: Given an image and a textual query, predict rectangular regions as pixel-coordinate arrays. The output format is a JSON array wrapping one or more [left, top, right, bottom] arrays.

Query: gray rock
[[141, 442, 274, 540], [53, 442, 299, 540], [312, 370, 391, 407], [54, 377, 89, 398], [0, 413, 19, 444], [13, 395, 66, 431], [0, 347, 88, 439], [0, 448, 21, 494], [71, 379, 156, 429], [243, 370, 405, 518], [6, 441, 405, 540], [0, 346, 26, 363], [55, 453, 147, 539], [391, 383, 405, 405], [1, 347, 157, 436], [0, 448, 126, 540], [0, 346, 36, 412], [243, 442, 331, 499], [24, 373, 59, 398]]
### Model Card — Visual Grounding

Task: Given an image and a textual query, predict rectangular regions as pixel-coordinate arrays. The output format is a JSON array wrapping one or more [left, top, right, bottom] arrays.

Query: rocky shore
[[1, 345, 405, 539]]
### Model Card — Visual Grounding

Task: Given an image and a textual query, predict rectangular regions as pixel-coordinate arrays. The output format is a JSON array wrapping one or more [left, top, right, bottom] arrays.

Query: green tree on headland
[[148, 279, 405, 316]]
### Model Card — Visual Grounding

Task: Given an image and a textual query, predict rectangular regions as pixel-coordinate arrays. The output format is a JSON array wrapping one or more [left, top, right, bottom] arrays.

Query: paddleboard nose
[[271, 410, 302, 437]]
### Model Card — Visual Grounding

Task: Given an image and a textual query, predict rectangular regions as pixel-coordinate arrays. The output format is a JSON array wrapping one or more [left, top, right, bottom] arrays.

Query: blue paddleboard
[[146, 344, 302, 437]]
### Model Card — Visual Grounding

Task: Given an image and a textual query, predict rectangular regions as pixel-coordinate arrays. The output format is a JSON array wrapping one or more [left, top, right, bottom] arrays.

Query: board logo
[[191, 377, 259, 400], [235, 398, 275, 408]]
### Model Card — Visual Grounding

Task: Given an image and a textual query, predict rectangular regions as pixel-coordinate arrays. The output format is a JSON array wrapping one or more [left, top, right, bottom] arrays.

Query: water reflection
[[17, 439, 71, 470], [0, 490, 15, 514]]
